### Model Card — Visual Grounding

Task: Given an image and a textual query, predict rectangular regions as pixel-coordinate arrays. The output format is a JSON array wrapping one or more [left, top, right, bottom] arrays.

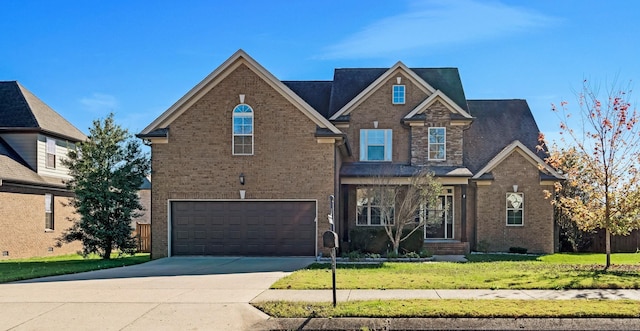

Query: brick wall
[[0, 192, 81, 259], [150, 62, 335, 258], [344, 72, 428, 164], [475, 151, 555, 253]]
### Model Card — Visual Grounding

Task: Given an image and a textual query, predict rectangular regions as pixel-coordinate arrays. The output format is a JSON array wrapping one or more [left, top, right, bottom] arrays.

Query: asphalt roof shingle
[[464, 99, 545, 174], [0, 81, 86, 141]]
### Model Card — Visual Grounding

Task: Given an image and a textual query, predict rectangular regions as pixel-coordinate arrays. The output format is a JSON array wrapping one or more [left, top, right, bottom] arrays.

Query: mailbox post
[[323, 230, 338, 307]]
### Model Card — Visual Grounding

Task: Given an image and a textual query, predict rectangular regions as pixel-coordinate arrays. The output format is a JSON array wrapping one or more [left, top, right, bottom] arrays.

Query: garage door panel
[[171, 201, 316, 256]]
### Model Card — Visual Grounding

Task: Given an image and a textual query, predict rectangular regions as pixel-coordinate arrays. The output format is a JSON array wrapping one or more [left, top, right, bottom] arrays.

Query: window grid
[[232, 104, 254, 155], [506, 192, 524, 226], [417, 188, 454, 239], [356, 188, 395, 226], [428, 127, 446, 160], [392, 85, 405, 104]]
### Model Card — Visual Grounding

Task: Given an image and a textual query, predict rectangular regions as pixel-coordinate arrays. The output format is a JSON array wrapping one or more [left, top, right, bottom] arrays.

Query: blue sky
[[1, 0, 638, 144]]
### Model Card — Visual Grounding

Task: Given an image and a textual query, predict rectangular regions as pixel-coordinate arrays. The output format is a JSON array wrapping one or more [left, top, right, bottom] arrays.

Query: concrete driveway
[[0, 256, 314, 331]]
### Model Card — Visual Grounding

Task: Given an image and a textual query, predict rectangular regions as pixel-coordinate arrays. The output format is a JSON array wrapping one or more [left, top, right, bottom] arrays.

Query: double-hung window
[[232, 104, 253, 155], [46, 138, 56, 168], [392, 85, 405, 104], [360, 129, 392, 161], [506, 193, 524, 226], [356, 187, 394, 226], [45, 193, 54, 230], [428, 127, 446, 160]]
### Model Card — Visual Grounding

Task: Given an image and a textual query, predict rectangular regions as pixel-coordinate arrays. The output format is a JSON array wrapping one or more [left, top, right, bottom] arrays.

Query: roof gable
[[329, 62, 437, 120], [0, 81, 86, 141], [141, 50, 341, 135], [472, 140, 563, 180], [404, 90, 473, 119]]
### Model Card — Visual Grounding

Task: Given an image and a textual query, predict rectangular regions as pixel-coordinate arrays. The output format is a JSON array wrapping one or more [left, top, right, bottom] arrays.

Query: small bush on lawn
[[509, 247, 528, 254]]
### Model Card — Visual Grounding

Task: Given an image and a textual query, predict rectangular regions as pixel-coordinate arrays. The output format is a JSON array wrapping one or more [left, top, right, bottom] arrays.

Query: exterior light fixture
[[513, 184, 518, 192], [239, 173, 245, 185], [373, 121, 379, 128]]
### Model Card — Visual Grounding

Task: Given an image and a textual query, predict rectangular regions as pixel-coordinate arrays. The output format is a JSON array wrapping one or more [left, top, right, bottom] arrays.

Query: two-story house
[[138, 50, 563, 259], [0, 81, 86, 259]]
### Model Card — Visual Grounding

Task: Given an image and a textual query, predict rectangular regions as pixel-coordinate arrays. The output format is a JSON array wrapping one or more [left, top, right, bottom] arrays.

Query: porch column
[[461, 185, 467, 242]]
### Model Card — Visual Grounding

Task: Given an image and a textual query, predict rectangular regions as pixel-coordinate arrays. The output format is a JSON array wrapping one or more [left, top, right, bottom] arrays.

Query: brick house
[[138, 50, 563, 258], [0, 81, 85, 259]]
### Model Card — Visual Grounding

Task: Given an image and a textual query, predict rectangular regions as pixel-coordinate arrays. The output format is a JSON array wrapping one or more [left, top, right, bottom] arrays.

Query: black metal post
[[331, 247, 337, 307]]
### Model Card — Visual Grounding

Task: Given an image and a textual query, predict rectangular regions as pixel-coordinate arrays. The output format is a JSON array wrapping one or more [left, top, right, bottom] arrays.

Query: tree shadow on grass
[[306, 262, 384, 270], [464, 254, 541, 263]]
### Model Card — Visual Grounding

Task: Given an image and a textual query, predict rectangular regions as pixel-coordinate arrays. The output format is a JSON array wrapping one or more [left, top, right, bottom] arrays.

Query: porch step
[[424, 241, 469, 255]]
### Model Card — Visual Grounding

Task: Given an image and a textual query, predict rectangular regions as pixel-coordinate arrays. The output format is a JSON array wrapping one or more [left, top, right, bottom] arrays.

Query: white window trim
[[360, 129, 392, 162], [45, 193, 54, 231], [232, 104, 254, 156], [356, 188, 395, 226], [506, 192, 524, 226], [46, 137, 56, 169], [428, 127, 446, 161], [392, 85, 405, 105]]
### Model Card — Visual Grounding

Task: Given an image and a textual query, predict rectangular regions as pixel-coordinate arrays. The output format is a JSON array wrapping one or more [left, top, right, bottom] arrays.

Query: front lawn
[[253, 299, 640, 318], [0, 253, 151, 283], [272, 253, 640, 290]]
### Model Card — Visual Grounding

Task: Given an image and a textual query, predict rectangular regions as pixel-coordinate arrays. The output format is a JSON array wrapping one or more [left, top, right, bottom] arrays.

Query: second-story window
[[232, 104, 253, 155], [360, 129, 392, 161], [428, 127, 446, 160], [46, 138, 56, 168], [392, 85, 405, 104]]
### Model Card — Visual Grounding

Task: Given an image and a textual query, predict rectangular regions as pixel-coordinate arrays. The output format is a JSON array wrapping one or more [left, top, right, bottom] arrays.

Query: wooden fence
[[136, 223, 151, 253], [590, 229, 640, 253]]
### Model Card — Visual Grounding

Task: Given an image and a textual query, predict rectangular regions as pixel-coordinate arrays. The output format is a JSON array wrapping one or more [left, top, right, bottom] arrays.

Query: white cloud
[[79, 93, 119, 113], [321, 0, 558, 59]]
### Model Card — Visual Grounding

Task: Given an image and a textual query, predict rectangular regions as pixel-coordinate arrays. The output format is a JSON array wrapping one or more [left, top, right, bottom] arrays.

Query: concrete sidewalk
[[252, 288, 640, 302], [252, 289, 640, 330]]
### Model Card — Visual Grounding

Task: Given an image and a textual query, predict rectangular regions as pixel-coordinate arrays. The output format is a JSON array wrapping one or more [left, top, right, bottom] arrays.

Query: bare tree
[[359, 168, 442, 255]]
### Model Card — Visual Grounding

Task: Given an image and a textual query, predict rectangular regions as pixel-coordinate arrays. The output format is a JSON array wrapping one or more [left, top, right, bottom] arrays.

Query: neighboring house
[[132, 176, 151, 228], [0, 81, 86, 259], [138, 50, 564, 259]]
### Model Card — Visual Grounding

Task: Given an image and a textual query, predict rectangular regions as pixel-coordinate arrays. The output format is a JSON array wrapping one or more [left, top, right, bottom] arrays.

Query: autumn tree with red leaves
[[543, 80, 640, 269]]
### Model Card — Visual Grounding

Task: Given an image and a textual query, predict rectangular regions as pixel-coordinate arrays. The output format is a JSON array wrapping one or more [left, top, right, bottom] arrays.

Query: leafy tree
[[545, 146, 595, 252], [359, 169, 442, 255], [58, 113, 150, 259], [544, 80, 640, 268]]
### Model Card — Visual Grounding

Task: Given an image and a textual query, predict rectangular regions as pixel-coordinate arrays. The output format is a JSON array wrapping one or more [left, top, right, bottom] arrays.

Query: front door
[[424, 189, 454, 239]]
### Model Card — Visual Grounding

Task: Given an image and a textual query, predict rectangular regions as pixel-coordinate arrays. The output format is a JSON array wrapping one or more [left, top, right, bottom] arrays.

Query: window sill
[[44, 229, 55, 233]]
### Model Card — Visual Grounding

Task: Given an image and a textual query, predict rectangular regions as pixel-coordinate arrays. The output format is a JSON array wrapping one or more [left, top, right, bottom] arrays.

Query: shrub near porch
[[348, 228, 424, 255]]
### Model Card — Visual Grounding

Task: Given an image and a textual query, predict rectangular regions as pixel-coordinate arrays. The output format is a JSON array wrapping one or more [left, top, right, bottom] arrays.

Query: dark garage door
[[171, 200, 316, 256]]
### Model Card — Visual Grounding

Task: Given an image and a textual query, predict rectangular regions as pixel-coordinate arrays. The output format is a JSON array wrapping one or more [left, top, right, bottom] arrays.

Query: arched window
[[232, 104, 253, 155]]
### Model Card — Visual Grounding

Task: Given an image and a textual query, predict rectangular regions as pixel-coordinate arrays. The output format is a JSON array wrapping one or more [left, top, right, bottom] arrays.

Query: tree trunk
[[605, 228, 611, 270], [103, 244, 112, 260], [393, 229, 401, 255]]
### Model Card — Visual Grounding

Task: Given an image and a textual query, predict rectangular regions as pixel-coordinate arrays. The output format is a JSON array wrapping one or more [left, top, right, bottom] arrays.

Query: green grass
[[272, 253, 640, 290], [0, 253, 151, 283], [253, 299, 640, 318]]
